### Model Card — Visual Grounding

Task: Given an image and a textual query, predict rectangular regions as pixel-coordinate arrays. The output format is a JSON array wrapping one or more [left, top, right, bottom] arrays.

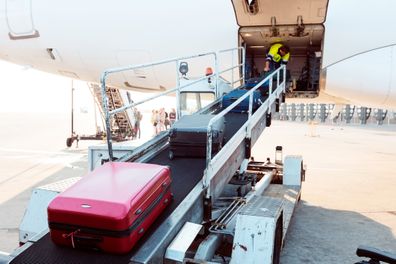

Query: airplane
[[0, 0, 395, 110], [1, 1, 396, 263]]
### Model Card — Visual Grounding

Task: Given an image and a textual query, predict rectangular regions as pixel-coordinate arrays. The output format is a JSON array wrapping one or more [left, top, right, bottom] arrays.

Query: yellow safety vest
[[266, 43, 290, 64]]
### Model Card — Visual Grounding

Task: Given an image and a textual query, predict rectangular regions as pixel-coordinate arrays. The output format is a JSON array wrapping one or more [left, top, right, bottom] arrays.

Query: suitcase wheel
[[168, 150, 174, 160]]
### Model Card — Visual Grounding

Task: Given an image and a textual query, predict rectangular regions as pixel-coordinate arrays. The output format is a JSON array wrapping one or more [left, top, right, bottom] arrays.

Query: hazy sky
[[0, 60, 174, 114], [0, 60, 79, 113]]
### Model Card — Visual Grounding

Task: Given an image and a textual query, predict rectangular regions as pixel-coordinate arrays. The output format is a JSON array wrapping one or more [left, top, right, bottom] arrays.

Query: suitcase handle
[[74, 234, 103, 250], [63, 229, 103, 249], [74, 234, 103, 243]]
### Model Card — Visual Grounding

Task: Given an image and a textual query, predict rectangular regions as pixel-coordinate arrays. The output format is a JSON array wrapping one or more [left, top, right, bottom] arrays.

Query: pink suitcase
[[47, 162, 172, 254]]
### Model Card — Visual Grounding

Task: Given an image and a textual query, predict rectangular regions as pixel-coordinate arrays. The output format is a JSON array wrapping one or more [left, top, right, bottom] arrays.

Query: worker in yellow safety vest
[[264, 43, 290, 72]]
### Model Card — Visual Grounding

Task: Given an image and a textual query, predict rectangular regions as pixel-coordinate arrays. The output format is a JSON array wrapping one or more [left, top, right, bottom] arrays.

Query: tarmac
[[0, 118, 395, 263], [253, 121, 396, 263]]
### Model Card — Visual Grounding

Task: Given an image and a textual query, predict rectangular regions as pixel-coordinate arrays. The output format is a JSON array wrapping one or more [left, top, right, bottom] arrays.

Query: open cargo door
[[232, 0, 329, 96]]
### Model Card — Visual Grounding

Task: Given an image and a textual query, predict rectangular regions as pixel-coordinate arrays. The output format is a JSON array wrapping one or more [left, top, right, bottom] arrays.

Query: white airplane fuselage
[[0, 0, 395, 109], [0, 0, 238, 91]]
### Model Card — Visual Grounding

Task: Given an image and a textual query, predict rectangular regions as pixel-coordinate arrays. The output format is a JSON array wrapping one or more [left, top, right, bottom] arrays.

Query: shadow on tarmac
[[281, 200, 396, 264]]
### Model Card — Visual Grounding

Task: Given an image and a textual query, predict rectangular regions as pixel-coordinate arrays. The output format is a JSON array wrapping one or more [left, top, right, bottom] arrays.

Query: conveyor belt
[[10, 113, 248, 264], [10, 148, 206, 264]]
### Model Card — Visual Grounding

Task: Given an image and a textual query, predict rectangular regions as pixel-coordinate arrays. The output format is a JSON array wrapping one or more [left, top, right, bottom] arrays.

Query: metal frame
[[100, 47, 245, 161], [99, 46, 284, 202], [203, 65, 286, 199]]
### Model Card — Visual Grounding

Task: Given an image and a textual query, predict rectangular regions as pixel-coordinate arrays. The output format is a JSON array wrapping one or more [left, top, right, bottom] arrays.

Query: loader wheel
[[66, 137, 73, 147]]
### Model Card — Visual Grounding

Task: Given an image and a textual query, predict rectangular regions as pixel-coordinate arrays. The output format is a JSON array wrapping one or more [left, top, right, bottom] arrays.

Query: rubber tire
[[66, 137, 73, 147]]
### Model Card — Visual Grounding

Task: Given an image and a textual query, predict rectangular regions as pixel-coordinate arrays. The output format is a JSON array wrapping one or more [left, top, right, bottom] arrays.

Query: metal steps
[[89, 83, 136, 139]]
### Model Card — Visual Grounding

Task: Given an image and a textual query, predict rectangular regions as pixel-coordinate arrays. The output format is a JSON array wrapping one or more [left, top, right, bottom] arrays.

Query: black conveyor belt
[[11, 113, 247, 264]]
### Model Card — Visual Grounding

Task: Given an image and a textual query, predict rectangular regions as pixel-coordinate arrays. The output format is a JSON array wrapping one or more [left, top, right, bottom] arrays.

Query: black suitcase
[[168, 114, 225, 159]]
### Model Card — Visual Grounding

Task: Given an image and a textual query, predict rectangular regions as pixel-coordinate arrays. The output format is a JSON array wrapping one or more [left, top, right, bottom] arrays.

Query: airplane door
[[232, 0, 329, 95], [6, 0, 39, 39]]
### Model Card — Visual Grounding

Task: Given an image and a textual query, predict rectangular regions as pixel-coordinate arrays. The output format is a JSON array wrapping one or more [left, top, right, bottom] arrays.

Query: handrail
[[217, 47, 245, 90], [203, 65, 286, 195], [109, 73, 216, 116], [100, 47, 245, 161]]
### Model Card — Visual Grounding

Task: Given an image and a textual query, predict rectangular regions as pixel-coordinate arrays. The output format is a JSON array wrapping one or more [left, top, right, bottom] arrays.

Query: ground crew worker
[[264, 43, 290, 72]]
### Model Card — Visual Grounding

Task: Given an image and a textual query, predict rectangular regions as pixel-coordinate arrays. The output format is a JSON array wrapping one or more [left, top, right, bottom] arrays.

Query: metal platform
[[262, 184, 301, 243]]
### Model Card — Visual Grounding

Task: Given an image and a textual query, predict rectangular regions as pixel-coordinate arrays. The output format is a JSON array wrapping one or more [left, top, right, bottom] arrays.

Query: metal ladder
[[89, 83, 135, 139]]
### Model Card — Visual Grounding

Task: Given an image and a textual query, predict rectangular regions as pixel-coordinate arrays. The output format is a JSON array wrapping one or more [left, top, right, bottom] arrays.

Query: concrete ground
[[252, 121, 396, 263], [0, 119, 395, 263], [0, 142, 94, 253]]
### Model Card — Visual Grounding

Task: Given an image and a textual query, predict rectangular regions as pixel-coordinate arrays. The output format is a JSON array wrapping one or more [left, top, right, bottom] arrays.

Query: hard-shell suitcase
[[222, 89, 262, 113], [246, 69, 281, 96], [168, 114, 225, 159], [47, 162, 172, 254], [245, 77, 269, 96]]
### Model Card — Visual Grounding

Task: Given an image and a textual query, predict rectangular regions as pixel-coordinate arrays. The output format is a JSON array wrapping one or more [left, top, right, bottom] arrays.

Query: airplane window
[[180, 92, 215, 116]]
